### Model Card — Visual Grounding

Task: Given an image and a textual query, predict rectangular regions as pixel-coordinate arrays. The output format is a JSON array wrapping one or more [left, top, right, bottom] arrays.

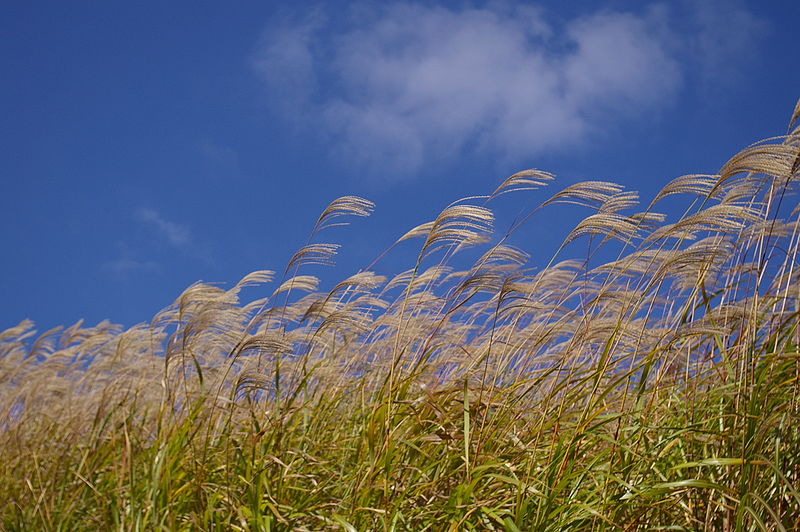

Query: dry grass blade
[[476, 244, 529, 267], [420, 205, 494, 259], [272, 275, 320, 297], [490, 169, 555, 198], [234, 333, 292, 357], [285, 243, 340, 271], [385, 265, 453, 293], [630, 211, 667, 231], [234, 370, 274, 395], [0, 320, 36, 343], [652, 174, 720, 204], [645, 204, 763, 243], [314, 196, 375, 232], [327, 272, 386, 301], [233, 270, 275, 291], [174, 283, 229, 313], [792, 150, 800, 177], [718, 176, 765, 204], [651, 237, 733, 289], [397, 221, 435, 243], [718, 142, 799, 184], [543, 181, 625, 209], [565, 213, 640, 245], [598, 191, 639, 214], [676, 204, 763, 232], [789, 97, 800, 134]]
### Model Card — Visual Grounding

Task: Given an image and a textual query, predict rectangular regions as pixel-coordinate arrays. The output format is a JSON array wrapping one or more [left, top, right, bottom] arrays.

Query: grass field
[[2, 101, 800, 530]]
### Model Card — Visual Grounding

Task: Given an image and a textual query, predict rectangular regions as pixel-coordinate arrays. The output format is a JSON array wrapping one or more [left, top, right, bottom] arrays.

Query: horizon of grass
[[1, 99, 800, 531]]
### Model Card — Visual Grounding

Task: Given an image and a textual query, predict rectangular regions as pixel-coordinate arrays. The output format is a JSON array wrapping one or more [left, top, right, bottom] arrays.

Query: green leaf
[[671, 458, 767, 470]]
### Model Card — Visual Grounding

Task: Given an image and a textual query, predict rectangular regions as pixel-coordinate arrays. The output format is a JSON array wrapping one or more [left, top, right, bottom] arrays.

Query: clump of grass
[[1, 101, 799, 530]]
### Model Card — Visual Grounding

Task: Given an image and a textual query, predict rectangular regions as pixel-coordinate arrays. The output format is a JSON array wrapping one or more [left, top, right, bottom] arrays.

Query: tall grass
[[2, 101, 799, 530]]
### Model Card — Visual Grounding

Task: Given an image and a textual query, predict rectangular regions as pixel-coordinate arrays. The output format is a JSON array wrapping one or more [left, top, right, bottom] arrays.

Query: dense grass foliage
[[2, 102, 800, 530]]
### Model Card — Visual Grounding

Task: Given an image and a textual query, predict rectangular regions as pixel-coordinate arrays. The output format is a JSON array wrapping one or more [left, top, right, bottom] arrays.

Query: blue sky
[[1, 0, 798, 333]]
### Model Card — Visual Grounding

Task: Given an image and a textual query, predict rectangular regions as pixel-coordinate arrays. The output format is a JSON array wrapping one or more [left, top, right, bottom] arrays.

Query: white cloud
[[685, 0, 767, 84], [251, 8, 324, 111], [136, 208, 191, 247], [251, 2, 761, 180]]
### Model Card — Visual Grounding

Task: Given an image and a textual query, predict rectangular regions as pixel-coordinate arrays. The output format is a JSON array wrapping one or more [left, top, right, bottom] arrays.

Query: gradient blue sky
[[2, 0, 798, 333]]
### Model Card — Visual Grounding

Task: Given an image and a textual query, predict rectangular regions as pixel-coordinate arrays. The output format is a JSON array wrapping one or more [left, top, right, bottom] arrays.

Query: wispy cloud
[[136, 208, 191, 248], [200, 139, 239, 170], [251, 2, 764, 180], [684, 0, 767, 85], [102, 209, 210, 280]]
